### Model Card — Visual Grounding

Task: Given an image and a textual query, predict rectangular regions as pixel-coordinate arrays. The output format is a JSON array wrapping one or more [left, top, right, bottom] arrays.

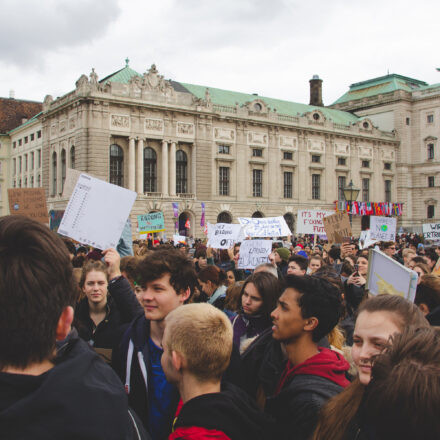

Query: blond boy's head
[[163, 303, 233, 381]]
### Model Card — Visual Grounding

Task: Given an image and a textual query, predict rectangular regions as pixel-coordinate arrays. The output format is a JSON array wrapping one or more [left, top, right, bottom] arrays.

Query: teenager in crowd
[[413, 262, 430, 282], [74, 251, 142, 363], [415, 274, 440, 326], [163, 303, 274, 440], [264, 275, 349, 440], [231, 272, 280, 353], [0, 216, 148, 440], [224, 281, 245, 313], [307, 254, 324, 274], [423, 248, 439, 271], [402, 247, 416, 267], [313, 294, 428, 440], [197, 265, 228, 310], [269, 247, 290, 277], [286, 254, 308, 276]]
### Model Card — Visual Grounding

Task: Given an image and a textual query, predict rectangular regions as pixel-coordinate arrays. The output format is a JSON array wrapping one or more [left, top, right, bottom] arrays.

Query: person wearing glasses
[[382, 241, 403, 264]]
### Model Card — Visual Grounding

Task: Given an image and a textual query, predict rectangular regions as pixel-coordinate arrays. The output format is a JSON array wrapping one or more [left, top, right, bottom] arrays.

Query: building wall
[[0, 135, 10, 216]]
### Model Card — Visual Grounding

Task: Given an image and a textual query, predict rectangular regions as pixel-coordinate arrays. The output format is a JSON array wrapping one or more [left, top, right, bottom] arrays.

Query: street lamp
[[343, 179, 360, 226]]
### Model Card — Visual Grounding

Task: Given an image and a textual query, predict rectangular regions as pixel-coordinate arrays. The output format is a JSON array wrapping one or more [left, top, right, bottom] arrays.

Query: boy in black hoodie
[[162, 303, 274, 440]]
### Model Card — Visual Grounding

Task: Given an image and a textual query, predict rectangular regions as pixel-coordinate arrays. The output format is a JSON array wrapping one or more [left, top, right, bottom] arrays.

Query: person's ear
[[304, 316, 319, 333], [418, 303, 430, 316], [56, 306, 74, 341], [171, 350, 185, 372], [180, 287, 191, 303]]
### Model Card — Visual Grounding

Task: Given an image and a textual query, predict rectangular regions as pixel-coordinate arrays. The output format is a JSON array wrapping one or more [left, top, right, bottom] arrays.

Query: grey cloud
[[0, 0, 121, 67]]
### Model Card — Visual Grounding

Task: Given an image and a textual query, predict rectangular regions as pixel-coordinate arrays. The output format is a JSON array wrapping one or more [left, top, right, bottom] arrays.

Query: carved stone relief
[[50, 124, 57, 136], [214, 127, 235, 141], [334, 143, 350, 156], [247, 131, 268, 146], [177, 122, 195, 137], [128, 64, 175, 97], [110, 114, 130, 130], [307, 139, 325, 152], [279, 136, 298, 150], [69, 117, 76, 130], [381, 149, 395, 161], [144, 118, 164, 134], [358, 146, 373, 158], [59, 120, 67, 133]]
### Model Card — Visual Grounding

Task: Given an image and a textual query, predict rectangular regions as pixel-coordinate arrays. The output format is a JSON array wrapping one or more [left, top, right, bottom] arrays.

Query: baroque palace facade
[[3, 61, 413, 237]]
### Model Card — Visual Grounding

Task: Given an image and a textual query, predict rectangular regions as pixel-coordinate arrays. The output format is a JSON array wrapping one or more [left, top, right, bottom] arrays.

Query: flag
[[172, 202, 179, 217], [200, 202, 205, 227], [185, 219, 190, 229]]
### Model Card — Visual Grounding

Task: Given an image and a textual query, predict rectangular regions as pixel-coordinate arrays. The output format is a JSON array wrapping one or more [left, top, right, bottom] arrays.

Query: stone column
[[191, 144, 196, 195], [136, 138, 144, 194], [162, 140, 169, 196], [57, 149, 62, 196], [128, 137, 136, 191], [169, 141, 176, 196]]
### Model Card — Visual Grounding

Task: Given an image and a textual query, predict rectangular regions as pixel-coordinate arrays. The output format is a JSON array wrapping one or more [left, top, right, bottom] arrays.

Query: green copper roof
[[100, 65, 141, 85], [332, 74, 428, 105], [179, 82, 359, 125]]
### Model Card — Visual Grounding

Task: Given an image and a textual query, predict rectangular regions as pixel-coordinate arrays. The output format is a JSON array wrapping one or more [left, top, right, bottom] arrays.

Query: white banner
[[173, 234, 187, 246], [369, 216, 397, 242], [237, 240, 272, 269], [423, 223, 440, 241], [238, 216, 291, 238], [296, 210, 334, 234], [207, 223, 244, 249]]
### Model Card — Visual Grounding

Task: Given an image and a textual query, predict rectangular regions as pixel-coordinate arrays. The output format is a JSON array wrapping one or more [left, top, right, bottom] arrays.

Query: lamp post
[[343, 180, 360, 226]]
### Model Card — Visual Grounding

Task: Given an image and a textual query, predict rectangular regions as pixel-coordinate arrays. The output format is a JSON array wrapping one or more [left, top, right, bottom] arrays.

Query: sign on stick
[[423, 223, 440, 241], [369, 216, 397, 242], [238, 216, 291, 238], [138, 212, 165, 234], [8, 188, 48, 224], [237, 240, 272, 269], [207, 223, 244, 249], [296, 210, 334, 235], [322, 211, 352, 243]]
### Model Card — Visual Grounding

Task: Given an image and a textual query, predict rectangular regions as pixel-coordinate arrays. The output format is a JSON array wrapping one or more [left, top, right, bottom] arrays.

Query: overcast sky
[[1, 0, 439, 106]]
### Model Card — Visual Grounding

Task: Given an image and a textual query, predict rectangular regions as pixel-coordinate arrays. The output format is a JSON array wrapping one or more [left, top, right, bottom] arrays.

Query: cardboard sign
[[138, 212, 165, 234], [296, 210, 334, 234], [422, 223, 440, 241], [237, 240, 272, 269], [369, 216, 397, 242], [359, 229, 379, 250], [207, 223, 244, 249], [58, 174, 137, 250], [173, 234, 187, 246], [238, 216, 291, 238], [49, 209, 65, 231], [366, 248, 418, 302], [322, 211, 352, 243], [8, 188, 48, 224]]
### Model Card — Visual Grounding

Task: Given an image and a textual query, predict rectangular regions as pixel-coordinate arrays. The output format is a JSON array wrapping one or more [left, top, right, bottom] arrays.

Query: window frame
[[252, 169, 263, 197], [312, 174, 320, 200], [283, 171, 293, 198], [219, 166, 230, 196]]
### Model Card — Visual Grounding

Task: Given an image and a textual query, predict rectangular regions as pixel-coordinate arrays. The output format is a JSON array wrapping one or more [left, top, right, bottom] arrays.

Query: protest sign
[[173, 234, 187, 246], [359, 229, 378, 249], [238, 216, 291, 238], [366, 248, 417, 302], [296, 210, 334, 234], [322, 211, 352, 243], [8, 188, 48, 224], [138, 212, 165, 234], [58, 174, 137, 250], [369, 216, 397, 242], [49, 209, 65, 231], [207, 223, 244, 249], [422, 223, 440, 241], [237, 240, 272, 269]]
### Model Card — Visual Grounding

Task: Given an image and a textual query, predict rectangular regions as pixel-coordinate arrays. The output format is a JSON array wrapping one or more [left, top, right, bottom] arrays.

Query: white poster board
[[423, 223, 440, 241], [366, 249, 418, 302], [173, 234, 187, 246], [237, 240, 272, 269], [58, 174, 137, 249], [207, 223, 244, 249], [296, 210, 334, 234], [369, 216, 397, 242], [359, 230, 379, 250], [238, 216, 291, 238]]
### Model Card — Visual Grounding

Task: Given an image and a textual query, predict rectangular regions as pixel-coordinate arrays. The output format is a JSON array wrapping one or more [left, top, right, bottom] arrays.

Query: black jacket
[[75, 276, 143, 351], [0, 335, 149, 440]]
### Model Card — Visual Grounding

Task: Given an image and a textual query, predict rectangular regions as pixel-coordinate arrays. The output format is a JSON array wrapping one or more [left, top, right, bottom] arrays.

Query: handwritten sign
[[237, 240, 272, 269], [49, 209, 65, 231], [323, 211, 352, 243], [173, 234, 187, 246], [58, 174, 137, 250], [296, 210, 334, 234], [367, 249, 418, 302], [369, 216, 397, 242], [8, 188, 48, 224], [423, 223, 440, 240], [359, 229, 379, 250], [238, 216, 291, 238], [207, 223, 244, 249], [138, 212, 165, 234]]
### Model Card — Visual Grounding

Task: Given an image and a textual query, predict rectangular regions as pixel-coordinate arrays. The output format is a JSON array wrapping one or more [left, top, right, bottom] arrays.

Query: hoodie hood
[[276, 347, 350, 394], [174, 382, 275, 440], [0, 337, 132, 440]]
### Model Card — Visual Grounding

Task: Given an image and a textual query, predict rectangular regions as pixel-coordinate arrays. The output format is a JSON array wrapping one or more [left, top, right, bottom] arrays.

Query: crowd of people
[[0, 215, 439, 439]]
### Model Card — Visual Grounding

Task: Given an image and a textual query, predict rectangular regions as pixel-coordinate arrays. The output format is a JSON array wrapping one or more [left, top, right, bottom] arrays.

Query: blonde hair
[[164, 303, 233, 381]]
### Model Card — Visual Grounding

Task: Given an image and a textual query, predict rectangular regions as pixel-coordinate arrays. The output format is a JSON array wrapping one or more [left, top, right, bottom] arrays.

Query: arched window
[[283, 213, 294, 233], [30, 175, 34, 188], [176, 150, 187, 194], [61, 149, 66, 192], [38, 174, 41, 187], [109, 144, 124, 187], [70, 146, 75, 169], [52, 152, 57, 196], [252, 211, 264, 218], [144, 147, 157, 192], [217, 211, 232, 224]]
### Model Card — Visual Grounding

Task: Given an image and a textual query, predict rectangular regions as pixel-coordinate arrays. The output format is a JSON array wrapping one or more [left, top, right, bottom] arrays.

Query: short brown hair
[[164, 303, 232, 381]]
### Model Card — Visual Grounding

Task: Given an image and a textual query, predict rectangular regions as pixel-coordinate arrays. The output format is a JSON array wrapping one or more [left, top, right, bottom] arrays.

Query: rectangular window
[[406, 117, 410, 126], [384, 162, 391, 170], [13, 158, 16, 175], [30, 133, 34, 141], [24, 136, 28, 144], [428, 205, 435, 219], [385, 180, 392, 202], [428, 144, 434, 160], [38, 150, 41, 168], [337, 157, 346, 166], [24, 154, 28, 172], [37, 130, 41, 138], [219, 167, 230, 196], [31, 152, 34, 170], [13, 141, 16, 149], [428, 176, 435, 187], [427, 114, 434, 124], [253, 169, 262, 197], [218, 144, 230, 154], [311, 155, 321, 163], [312, 174, 320, 200], [19, 156, 22, 172], [18, 139, 22, 146], [362, 178, 370, 202], [252, 148, 263, 157], [284, 172, 293, 198], [338, 176, 346, 201], [283, 152, 293, 160], [361, 160, 370, 168]]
